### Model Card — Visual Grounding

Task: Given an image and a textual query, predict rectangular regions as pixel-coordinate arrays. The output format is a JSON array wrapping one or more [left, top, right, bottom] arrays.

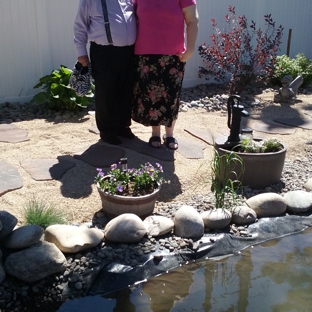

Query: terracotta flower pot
[[97, 186, 160, 219], [216, 143, 287, 189]]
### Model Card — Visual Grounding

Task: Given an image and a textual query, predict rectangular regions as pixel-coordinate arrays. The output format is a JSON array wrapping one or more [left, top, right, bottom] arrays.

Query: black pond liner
[[61, 211, 312, 298]]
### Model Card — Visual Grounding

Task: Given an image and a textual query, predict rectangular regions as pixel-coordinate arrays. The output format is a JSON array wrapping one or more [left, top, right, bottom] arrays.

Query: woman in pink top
[[132, 0, 199, 149]]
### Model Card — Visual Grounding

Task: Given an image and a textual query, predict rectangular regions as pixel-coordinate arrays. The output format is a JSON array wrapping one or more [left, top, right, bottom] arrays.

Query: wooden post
[[286, 29, 292, 57]]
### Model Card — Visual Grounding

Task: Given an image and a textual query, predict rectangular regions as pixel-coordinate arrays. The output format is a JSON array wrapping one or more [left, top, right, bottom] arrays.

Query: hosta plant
[[30, 65, 94, 111], [198, 5, 284, 95]]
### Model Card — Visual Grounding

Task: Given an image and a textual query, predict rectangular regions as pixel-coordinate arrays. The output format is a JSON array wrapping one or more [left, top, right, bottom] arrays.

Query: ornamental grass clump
[[22, 197, 67, 229], [95, 162, 165, 197], [211, 149, 244, 209]]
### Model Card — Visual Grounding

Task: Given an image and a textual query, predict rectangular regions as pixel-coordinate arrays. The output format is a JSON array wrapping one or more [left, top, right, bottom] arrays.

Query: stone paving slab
[[90, 123, 203, 161], [74, 142, 125, 168], [177, 137, 205, 159], [302, 109, 312, 118], [20, 159, 76, 181], [184, 127, 215, 145], [246, 119, 296, 135], [89, 124, 175, 161], [0, 124, 29, 143], [117, 135, 205, 160], [118, 136, 175, 161], [88, 124, 100, 136], [0, 160, 23, 196], [273, 118, 312, 130]]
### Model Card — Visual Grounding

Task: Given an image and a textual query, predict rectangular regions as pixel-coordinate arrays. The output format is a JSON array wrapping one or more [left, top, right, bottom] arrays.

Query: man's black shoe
[[100, 133, 122, 145], [116, 127, 135, 139]]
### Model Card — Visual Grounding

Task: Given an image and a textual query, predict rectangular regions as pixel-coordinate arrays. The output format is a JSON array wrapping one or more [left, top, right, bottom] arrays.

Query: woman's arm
[[178, 4, 199, 62]]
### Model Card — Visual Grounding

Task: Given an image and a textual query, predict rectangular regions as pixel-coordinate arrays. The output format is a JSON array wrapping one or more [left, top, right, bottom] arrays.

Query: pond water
[[58, 228, 312, 312]]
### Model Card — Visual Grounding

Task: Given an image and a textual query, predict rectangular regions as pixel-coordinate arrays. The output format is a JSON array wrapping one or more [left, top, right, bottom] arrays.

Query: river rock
[[174, 205, 204, 238], [4, 241, 67, 282], [143, 215, 174, 236], [4, 225, 44, 249], [0, 211, 18, 241], [201, 208, 232, 230], [246, 193, 287, 218], [231, 206, 257, 225], [283, 190, 312, 213], [304, 178, 312, 191], [104, 213, 148, 243], [45, 224, 104, 253]]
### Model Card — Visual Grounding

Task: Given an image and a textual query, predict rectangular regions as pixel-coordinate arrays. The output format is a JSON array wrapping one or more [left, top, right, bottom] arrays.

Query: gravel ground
[[1, 149, 312, 312], [1, 83, 312, 311]]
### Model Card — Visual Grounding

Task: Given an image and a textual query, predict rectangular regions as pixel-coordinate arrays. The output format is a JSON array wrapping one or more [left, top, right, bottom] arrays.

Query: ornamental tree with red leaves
[[198, 6, 284, 95]]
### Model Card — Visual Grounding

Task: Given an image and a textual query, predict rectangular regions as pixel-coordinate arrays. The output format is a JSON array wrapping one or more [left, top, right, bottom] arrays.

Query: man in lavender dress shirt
[[74, 0, 137, 145]]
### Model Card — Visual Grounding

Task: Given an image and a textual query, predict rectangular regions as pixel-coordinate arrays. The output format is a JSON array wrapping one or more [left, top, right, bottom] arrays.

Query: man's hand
[[78, 55, 89, 67]]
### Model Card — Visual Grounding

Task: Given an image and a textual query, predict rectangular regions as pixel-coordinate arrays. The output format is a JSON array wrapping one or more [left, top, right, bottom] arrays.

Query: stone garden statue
[[274, 75, 303, 104]]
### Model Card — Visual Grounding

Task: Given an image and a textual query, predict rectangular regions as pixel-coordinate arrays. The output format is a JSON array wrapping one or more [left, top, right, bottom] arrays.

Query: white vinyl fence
[[1, 0, 312, 103]]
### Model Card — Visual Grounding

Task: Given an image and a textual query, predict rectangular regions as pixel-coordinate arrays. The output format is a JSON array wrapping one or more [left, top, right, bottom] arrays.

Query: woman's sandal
[[163, 135, 178, 150], [148, 136, 161, 148]]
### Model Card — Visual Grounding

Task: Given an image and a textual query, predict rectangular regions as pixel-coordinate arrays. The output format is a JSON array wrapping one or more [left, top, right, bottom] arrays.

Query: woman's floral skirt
[[132, 54, 186, 127]]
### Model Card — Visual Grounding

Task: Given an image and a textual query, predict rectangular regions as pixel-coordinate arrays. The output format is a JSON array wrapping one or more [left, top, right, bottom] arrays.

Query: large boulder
[[0, 211, 18, 241], [45, 224, 104, 253], [304, 178, 312, 192], [104, 213, 148, 243], [283, 190, 312, 213], [143, 215, 174, 236], [246, 193, 287, 218], [4, 225, 44, 249], [231, 206, 257, 225], [174, 205, 204, 238], [0, 250, 5, 284], [4, 241, 67, 282], [201, 208, 232, 230]]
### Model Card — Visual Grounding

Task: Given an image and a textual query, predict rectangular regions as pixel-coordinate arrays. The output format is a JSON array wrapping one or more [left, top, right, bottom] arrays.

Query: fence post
[[286, 29, 292, 57]]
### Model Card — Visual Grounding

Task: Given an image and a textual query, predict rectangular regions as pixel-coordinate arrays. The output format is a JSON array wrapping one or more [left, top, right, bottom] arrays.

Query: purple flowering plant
[[95, 162, 166, 197]]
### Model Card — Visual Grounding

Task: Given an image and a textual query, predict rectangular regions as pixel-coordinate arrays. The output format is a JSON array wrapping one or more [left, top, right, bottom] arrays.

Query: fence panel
[[1, 0, 311, 103]]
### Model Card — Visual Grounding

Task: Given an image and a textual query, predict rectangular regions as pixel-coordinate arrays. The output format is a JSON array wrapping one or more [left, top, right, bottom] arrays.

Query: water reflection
[[59, 228, 312, 312], [236, 249, 253, 311], [142, 268, 195, 311]]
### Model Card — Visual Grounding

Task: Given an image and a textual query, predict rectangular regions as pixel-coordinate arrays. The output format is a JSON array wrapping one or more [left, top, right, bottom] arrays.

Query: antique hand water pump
[[226, 95, 249, 143]]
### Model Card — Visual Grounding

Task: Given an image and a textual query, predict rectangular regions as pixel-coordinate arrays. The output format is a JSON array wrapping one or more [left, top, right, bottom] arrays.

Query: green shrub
[[30, 65, 94, 111], [272, 53, 312, 86], [22, 197, 68, 229]]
